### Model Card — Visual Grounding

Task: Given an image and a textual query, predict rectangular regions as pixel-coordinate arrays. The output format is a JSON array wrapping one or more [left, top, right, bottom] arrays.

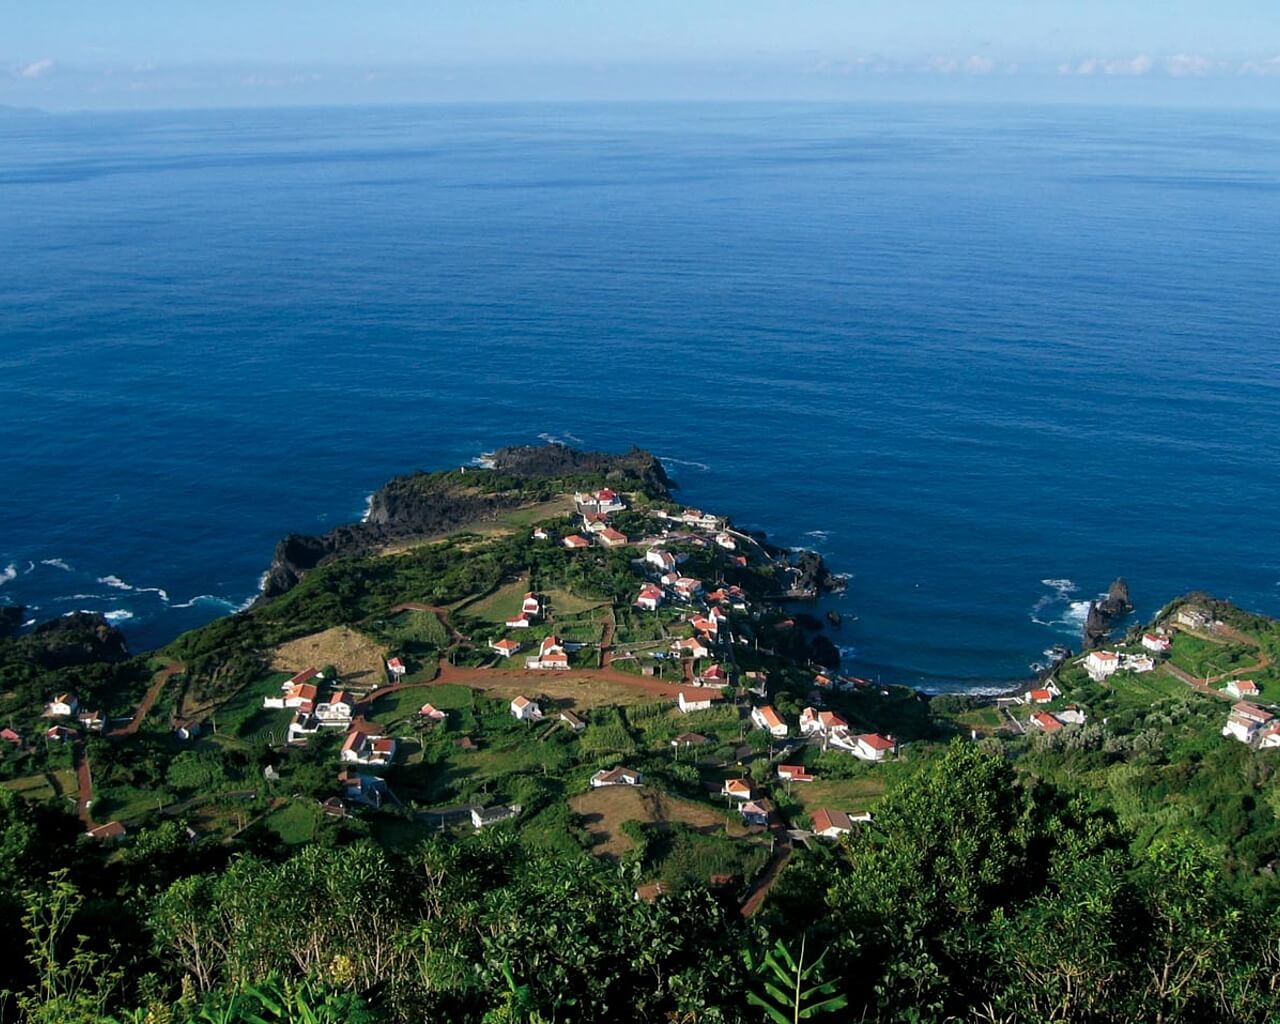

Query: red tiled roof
[[857, 733, 895, 751]]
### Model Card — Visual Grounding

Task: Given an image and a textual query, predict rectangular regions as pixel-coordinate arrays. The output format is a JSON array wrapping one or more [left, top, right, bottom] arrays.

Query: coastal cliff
[[261, 445, 672, 598], [1083, 576, 1134, 649]]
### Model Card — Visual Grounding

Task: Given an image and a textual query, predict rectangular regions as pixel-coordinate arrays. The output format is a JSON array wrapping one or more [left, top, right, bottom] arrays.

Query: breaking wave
[[658, 456, 712, 472], [40, 558, 73, 571], [0, 564, 15, 586], [537, 431, 585, 447], [97, 576, 169, 602], [102, 609, 135, 623]]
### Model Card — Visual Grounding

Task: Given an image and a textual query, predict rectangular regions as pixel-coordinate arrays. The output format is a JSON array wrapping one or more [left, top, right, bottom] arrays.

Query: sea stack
[[1083, 577, 1135, 649]]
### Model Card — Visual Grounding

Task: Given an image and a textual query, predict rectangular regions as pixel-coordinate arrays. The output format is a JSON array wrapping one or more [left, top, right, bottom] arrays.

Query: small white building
[[1141, 633, 1172, 653], [521, 593, 541, 617], [750, 705, 788, 737], [714, 531, 737, 551], [511, 695, 543, 721], [1225, 679, 1261, 700], [491, 638, 521, 658], [471, 805, 520, 829], [645, 549, 677, 573], [526, 635, 569, 670], [46, 693, 78, 717], [386, 657, 407, 678], [677, 689, 720, 714], [722, 778, 753, 801], [1056, 704, 1088, 725], [1085, 650, 1120, 681], [635, 584, 664, 611], [851, 733, 896, 762], [590, 766, 642, 788]]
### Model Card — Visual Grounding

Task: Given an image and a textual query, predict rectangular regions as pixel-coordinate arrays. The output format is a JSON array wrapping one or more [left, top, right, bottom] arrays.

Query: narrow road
[[740, 834, 791, 918], [109, 660, 184, 737], [73, 741, 95, 828], [1163, 663, 1234, 700]]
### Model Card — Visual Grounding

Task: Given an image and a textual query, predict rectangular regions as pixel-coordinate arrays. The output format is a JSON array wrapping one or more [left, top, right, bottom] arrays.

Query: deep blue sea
[[1, 102, 1278, 690]]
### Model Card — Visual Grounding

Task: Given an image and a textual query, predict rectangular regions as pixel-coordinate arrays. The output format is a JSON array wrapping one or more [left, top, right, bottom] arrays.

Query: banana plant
[[743, 934, 849, 1024]]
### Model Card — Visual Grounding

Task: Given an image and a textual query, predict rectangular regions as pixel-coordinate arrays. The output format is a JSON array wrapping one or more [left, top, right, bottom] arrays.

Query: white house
[[1223, 702, 1273, 744], [418, 703, 448, 721], [521, 593, 542, 617], [722, 778, 754, 801], [1030, 711, 1063, 733], [1225, 679, 1261, 700], [750, 705, 788, 738], [471, 805, 520, 829], [810, 808, 871, 838], [646, 549, 677, 573], [673, 577, 704, 600], [1085, 650, 1120, 681], [851, 733, 896, 762], [314, 691, 354, 726], [560, 710, 586, 732], [1142, 633, 1172, 653], [800, 707, 848, 737], [714, 531, 737, 551], [1056, 704, 1088, 725], [677, 689, 721, 714], [562, 534, 591, 550], [505, 614, 531, 629], [265, 682, 318, 711], [511, 695, 543, 721], [287, 712, 321, 742], [526, 636, 570, 670], [698, 664, 729, 687], [1259, 722, 1280, 749], [1025, 687, 1056, 705], [1122, 654, 1156, 674], [635, 584, 664, 611], [740, 799, 773, 827], [672, 636, 711, 660], [576, 488, 626, 514], [491, 638, 521, 659], [45, 693, 78, 717], [386, 657, 407, 678], [591, 766, 642, 788], [339, 730, 396, 766], [777, 764, 814, 783]]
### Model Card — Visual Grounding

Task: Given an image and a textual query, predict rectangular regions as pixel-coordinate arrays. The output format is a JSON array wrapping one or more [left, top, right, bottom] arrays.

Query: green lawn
[[216, 672, 293, 735], [2, 773, 58, 802], [368, 685, 437, 727], [378, 609, 449, 647], [263, 800, 320, 845], [1168, 633, 1256, 680], [95, 785, 173, 823], [543, 589, 609, 617], [1107, 668, 1206, 708], [466, 579, 533, 625]]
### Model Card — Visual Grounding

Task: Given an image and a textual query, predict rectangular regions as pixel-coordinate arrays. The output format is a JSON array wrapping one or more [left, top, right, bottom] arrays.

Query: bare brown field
[[569, 784, 745, 859], [271, 627, 386, 687]]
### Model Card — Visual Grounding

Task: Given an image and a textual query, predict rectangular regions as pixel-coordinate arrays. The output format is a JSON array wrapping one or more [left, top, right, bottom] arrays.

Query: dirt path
[[431, 658, 693, 700], [600, 615, 616, 668], [1165, 625, 1273, 693], [1164, 663, 1236, 699], [110, 660, 184, 737], [73, 742, 94, 828], [740, 836, 791, 918]]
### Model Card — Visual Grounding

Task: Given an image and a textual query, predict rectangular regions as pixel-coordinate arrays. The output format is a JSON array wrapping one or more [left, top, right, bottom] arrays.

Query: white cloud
[[1239, 56, 1280, 77], [17, 57, 55, 79], [1066, 54, 1153, 77], [1165, 54, 1214, 78]]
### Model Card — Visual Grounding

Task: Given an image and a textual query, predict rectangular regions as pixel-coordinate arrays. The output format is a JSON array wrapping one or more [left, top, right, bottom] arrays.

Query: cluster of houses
[[37, 692, 109, 741], [1222, 700, 1280, 748], [263, 669, 358, 743], [339, 728, 396, 766], [555, 488, 631, 550], [1083, 648, 1155, 681], [1020, 682, 1088, 732], [798, 706, 896, 761]]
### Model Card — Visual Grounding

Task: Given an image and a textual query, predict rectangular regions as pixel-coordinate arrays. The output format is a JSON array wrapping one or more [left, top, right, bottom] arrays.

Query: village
[[6, 473, 1280, 910]]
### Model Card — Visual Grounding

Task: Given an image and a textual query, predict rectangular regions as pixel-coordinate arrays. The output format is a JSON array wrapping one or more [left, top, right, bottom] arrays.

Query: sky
[[4, 1, 1280, 110]]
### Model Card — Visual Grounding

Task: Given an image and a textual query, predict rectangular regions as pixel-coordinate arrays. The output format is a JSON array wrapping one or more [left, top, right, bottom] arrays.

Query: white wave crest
[[40, 558, 72, 571], [360, 493, 375, 523], [103, 609, 135, 622], [98, 575, 131, 590], [96, 576, 168, 601], [838, 644, 859, 661], [536, 431, 584, 447], [1040, 578, 1077, 594], [20, 619, 35, 628], [658, 456, 712, 472], [0, 564, 15, 586]]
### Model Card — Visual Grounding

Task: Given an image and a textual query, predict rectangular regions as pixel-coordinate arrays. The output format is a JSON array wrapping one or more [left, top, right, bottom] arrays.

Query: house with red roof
[[1030, 711, 1063, 733], [635, 584, 664, 611], [1142, 632, 1172, 653], [777, 764, 814, 783], [811, 809, 866, 838], [722, 778, 753, 800], [526, 636, 570, 670], [386, 657, 406, 678], [672, 636, 711, 660], [598, 528, 629, 549], [740, 798, 774, 827], [1223, 702, 1274, 744], [646, 549, 678, 573], [591, 766, 643, 788], [850, 733, 896, 762], [698, 664, 729, 687], [562, 534, 591, 550], [0, 727, 22, 746], [505, 613, 531, 629], [1225, 679, 1261, 700], [510, 695, 543, 721], [677, 689, 722, 714], [45, 725, 74, 742], [1085, 650, 1120, 681], [521, 593, 541, 617], [45, 693, 78, 717], [750, 705, 788, 737], [491, 638, 521, 658], [418, 703, 448, 722], [86, 821, 127, 841]]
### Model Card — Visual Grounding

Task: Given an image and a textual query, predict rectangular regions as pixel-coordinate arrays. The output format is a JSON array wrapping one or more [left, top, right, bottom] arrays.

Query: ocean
[[1, 101, 1277, 689]]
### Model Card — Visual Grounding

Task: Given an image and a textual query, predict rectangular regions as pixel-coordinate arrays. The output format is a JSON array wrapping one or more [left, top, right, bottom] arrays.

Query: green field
[[263, 800, 320, 844], [2, 773, 60, 802], [465, 579, 532, 624], [543, 588, 609, 617], [368, 685, 437, 726], [378, 609, 450, 647], [1168, 633, 1257, 680]]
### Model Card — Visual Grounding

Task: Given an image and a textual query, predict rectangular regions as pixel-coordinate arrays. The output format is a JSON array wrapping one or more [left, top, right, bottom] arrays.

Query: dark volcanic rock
[[793, 612, 824, 632], [259, 445, 672, 600], [827, 611, 842, 627], [1083, 576, 1135, 649], [0, 605, 25, 639], [809, 634, 841, 670], [30, 612, 128, 667]]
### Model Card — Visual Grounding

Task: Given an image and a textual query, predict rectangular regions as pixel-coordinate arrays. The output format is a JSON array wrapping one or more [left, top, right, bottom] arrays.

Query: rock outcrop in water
[[30, 612, 129, 667], [260, 445, 672, 599], [1083, 577, 1135, 649]]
